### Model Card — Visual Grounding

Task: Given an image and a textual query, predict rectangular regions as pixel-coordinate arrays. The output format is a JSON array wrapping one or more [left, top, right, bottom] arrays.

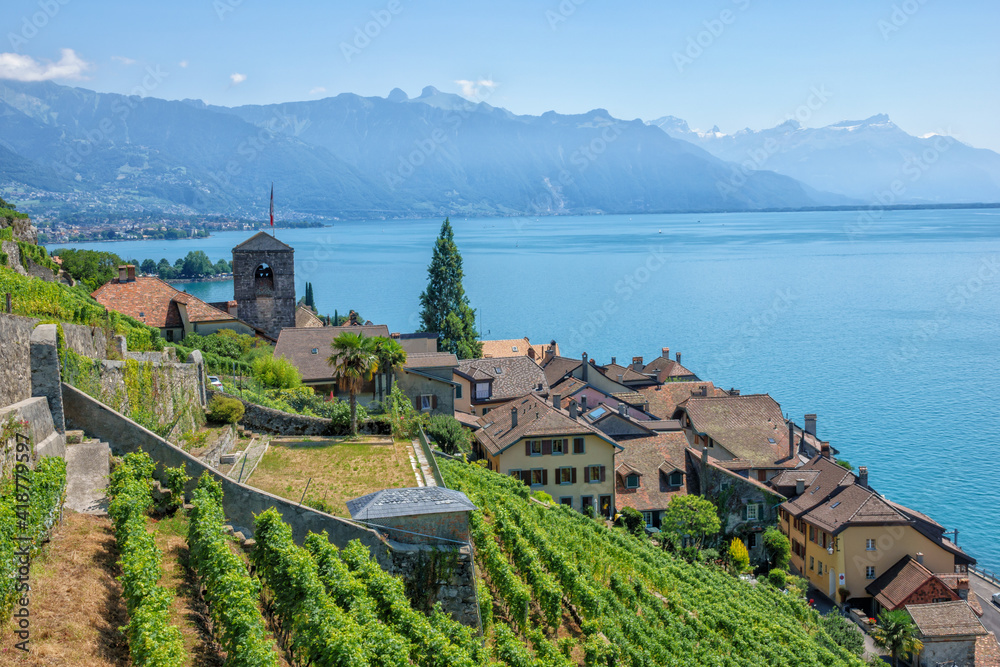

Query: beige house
[[474, 393, 622, 518], [772, 455, 975, 612]]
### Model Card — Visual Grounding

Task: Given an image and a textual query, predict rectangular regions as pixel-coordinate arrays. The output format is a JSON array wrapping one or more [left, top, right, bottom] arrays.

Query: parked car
[[992, 591, 1000, 608], [208, 375, 224, 391]]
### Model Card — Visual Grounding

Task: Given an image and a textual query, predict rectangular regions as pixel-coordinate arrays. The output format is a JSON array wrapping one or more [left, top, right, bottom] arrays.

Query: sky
[[2, 0, 999, 150]]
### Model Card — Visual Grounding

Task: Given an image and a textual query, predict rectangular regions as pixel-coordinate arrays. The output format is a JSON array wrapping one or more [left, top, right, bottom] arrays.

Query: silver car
[[993, 591, 1000, 608], [208, 375, 224, 391]]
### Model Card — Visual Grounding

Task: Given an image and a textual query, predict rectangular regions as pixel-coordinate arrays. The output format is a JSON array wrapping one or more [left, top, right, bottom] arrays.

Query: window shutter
[[431, 394, 438, 409], [520, 470, 530, 484], [542, 440, 552, 455], [599, 465, 606, 483], [525, 441, 531, 456], [414, 396, 420, 409], [742, 505, 748, 521], [758, 503, 764, 520], [571, 467, 577, 484], [542, 469, 548, 485]]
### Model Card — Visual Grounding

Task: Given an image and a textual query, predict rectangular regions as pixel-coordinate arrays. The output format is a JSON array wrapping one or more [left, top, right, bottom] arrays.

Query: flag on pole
[[269, 183, 274, 227]]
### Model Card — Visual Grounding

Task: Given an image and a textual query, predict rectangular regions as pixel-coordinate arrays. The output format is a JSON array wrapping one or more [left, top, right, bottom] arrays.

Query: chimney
[[954, 578, 969, 600], [610, 356, 616, 365], [581, 352, 589, 381], [805, 414, 817, 436], [700, 447, 709, 494], [118, 265, 130, 282], [552, 393, 561, 410], [617, 374, 624, 382], [795, 479, 805, 495], [510, 406, 518, 429], [581, 395, 588, 411], [569, 401, 578, 420], [915, 552, 924, 565], [632, 356, 643, 369], [675, 351, 682, 366], [618, 402, 626, 416], [858, 466, 868, 488], [661, 347, 670, 358], [788, 422, 796, 459], [820, 441, 831, 459]]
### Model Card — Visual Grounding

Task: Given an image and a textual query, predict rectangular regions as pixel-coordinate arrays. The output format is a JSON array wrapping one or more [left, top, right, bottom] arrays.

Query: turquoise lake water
[[52, 209, 1000, 571]]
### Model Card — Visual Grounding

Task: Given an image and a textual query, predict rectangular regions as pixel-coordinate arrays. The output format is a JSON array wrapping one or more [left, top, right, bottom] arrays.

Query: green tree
[[52, 248, 124, 291], [252, 355, 302, 389], [417, 218, 482, 359], [872, 609, 923, 667], [424, 414, 471, 455], [661, 495, 721, 549], [181, 250, 214, 278], [304, 282, 316, 309], [370, 336, 407, 402], [762, 526, 791, 570], [328, 331, 379, 436], [140, 259, 157, 275], [617, 506, 646, 537], [728, 537, 750, 574]]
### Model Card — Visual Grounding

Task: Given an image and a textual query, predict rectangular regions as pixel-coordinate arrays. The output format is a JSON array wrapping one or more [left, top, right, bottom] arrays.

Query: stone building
[[233, 232, 296, 339]]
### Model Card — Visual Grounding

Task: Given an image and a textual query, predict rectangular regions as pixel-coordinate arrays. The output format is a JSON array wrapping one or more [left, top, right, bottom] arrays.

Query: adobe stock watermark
[[674, 0, 752, 73], [11, 434, 33, 653], [519, 119, 626, 221], [213, 0, 246, 21], [700, 287, 799, 380], [545, 0, 587, 31], [877, 0, 930, 40], [383, 78, 498, 192], [565, 246, 669, 350], [887, 254, 999, 371], [209, 108, 311, 188], [7, 0, 72, 50], [51, 65, 169, 177], [341, 0, 403, 63], [844, 133, 954, 241], [716, 85, 832, 198]]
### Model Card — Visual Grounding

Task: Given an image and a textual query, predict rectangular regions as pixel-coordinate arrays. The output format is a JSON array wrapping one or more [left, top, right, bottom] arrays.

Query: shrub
[[207, 395, 244, 424], [762, 525, 791, 570], [163, 463, 190, 511], [424, 413, 471, 454], [820, 613, 865, 657], [252, 355, 302, 389], [617, 506, 646, 537], [729, 537, 750, 574], [767, 568, 787, 588], [531, 490, 554, 504]]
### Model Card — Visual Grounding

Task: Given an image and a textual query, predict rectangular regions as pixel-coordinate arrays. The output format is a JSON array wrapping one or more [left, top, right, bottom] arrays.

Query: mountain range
[[0, 79, 998, 220]]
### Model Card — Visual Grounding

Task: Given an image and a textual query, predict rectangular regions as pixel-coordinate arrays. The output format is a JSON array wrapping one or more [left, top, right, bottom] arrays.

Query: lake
[[51, 208, 1000, 571]]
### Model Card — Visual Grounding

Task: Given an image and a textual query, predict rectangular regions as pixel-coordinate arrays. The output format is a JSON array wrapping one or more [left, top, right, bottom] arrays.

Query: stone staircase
[[63, 429, 110, 515], [222, 435, 270, 483]]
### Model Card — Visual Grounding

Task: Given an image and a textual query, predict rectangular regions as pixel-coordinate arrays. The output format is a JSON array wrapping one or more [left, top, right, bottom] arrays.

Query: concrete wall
[[0, 396, 64, 467], [0, 313, 38, 408], [62, 383, 477, 625]]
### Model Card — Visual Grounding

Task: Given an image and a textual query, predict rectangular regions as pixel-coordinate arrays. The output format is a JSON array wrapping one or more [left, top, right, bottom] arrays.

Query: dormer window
[[511, 346, 518, 352], [311, 348, 319, 354], [625, 473, 640, 489], [494, 367, 503, 375], [668, 471, 683, 487], [475, 382, 491, 400]]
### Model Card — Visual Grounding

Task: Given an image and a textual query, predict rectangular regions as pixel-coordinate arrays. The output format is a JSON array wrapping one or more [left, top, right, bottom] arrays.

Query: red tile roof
[[637, 382, 721, 420], [614, 432, 691, 512], [906, 601, 988, 638], [865, 555, 959, 610], [91, 277, 235, 329], [675, 393, 796, 468]]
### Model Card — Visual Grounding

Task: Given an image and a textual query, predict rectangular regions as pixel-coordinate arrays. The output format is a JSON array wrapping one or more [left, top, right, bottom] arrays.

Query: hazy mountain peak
[[419, 85, 440, 98], [828, 113, 895, 130], [386, 87, 408, 102]]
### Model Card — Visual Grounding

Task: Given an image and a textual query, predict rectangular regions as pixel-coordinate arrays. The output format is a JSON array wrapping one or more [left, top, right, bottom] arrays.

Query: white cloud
[[179, 60, 189, 68], [0, 48, 91, 82], [112, 55, 137, 65], [230, 72, 247, 85], [309, 86, 326, 95], [454, 78, 498, 101]]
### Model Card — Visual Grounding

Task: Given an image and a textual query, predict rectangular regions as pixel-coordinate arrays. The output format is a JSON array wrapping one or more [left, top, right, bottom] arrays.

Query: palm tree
[[371, 337, 407, 403], [872, 609, 923, 667], [328, 331, 379, 436]]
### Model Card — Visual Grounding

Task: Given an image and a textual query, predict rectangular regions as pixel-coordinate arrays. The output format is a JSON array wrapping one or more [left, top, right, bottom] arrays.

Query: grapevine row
[[469, 510, 531, 631], [107, 452, 185, 667], [187, 473, 279, 667]]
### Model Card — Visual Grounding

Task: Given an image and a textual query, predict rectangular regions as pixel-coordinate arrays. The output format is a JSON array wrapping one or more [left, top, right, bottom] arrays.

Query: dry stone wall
[[0, 313, 38, 408]]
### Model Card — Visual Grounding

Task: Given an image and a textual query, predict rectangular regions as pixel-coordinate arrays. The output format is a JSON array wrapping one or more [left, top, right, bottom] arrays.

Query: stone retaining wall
[[0, 313, 38, 408], [209, 389, 390, 437]]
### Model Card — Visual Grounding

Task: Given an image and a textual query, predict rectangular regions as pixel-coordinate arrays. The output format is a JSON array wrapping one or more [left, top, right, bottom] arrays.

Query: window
[[668, 471, 683, 487], [494, 367, 503, 375], [581, 496, 595, 512], [866, 566, 876, 580], [558, 467, 574, 485], [757, 470, 767, 482], [455, 384, 462, 399], [817, 562, 823, 575], [475, 382, 490, 400], [933, 597, 949, 603], [642, 511, 653, 527], [585, 465, 603, 483], [530, 469, 545, 486], [573, 438, 585, 454], [625, 473, 640, 489], [809, 556, 815, 571], [809, 526, 816, 543], [559, 496, 573, 507], [166, 330, 174, 342], [311, 348, 318, 354], [420, 395, 433, 411], [865, 538, 876, 551], [511, 346, 519, 352], [138, 311, 145, 318], [529, 440, 542, 456], [747, 533, 757, 549], [746, 503, 759, 521], [509, 469, 523, 483], [552, 439, 565, 455]]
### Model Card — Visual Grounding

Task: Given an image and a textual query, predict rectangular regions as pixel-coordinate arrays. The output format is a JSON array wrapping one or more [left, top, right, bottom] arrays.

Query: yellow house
[[772, 456, 975, 614], [473, 393, 622, 518]]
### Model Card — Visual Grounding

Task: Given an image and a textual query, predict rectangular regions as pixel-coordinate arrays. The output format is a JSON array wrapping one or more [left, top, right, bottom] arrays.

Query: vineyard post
[[5, 292, 10, 313], [298, 477, 311, 506]]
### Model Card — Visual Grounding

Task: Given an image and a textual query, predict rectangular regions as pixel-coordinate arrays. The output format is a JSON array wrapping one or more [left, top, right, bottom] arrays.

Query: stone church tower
[[232, 232, 296, 338]]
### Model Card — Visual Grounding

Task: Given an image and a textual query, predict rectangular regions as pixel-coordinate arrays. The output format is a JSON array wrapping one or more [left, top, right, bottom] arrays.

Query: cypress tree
[[418, 218, 482, 359]]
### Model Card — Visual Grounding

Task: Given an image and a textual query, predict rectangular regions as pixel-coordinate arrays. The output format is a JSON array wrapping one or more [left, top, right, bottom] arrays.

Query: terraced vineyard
[[442, 458, 867, 667]]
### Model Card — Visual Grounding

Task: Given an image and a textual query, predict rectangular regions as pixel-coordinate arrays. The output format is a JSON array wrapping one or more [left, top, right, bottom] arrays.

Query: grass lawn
[[246, 436, 417, 517]]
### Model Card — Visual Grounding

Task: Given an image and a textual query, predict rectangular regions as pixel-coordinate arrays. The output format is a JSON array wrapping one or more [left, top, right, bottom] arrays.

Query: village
[[64, 226, 1000, 666]]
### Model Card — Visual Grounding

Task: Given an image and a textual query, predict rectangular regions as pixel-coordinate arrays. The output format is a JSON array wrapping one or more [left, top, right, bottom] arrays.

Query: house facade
[[474, 393, 621, 518], [454, 356, 549, 416], [395, 352, 459, 416]]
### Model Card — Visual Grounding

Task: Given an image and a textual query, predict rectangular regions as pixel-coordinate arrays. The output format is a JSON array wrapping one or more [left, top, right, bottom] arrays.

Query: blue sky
[[3, 0, 998, 149]]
